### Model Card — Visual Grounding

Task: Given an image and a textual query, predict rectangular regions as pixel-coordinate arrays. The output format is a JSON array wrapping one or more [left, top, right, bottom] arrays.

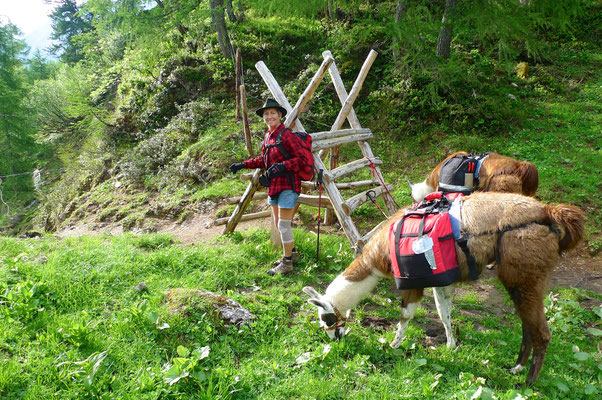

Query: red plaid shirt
[[243, 124, 304, 196]]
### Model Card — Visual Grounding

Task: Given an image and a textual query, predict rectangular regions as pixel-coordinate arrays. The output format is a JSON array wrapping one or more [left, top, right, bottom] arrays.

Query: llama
[[409, 152, 539, 202], [304, 192, 583, 385]]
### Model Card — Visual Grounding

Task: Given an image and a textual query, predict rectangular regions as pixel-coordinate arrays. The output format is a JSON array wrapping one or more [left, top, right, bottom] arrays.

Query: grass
[[0, 231, 600, 399]]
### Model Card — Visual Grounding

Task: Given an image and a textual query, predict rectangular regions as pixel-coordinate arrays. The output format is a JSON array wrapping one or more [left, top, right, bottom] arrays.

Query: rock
[[134, 283, 149, 292], [164, 288, 254, 327]]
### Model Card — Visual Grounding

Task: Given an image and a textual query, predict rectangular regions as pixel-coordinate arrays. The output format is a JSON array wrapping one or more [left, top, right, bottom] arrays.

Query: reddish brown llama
[[410, 152, 539, 202], [305, 192, 584, 385]]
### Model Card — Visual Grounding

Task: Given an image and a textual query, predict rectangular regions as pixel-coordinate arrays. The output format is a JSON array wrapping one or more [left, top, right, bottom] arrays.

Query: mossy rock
[[164, 288, 254, 328]]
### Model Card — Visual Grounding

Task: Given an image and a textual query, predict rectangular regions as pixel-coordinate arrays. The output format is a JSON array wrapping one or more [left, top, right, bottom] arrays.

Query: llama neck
[[324, 273, 381, 315]]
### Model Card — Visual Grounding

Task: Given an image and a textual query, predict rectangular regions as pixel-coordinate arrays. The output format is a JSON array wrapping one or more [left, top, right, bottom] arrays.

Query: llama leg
[[391, 289, 423, 349], [510, 325, 532, 375], [507, 286, 550, 384], [433, 286, 456, 348]]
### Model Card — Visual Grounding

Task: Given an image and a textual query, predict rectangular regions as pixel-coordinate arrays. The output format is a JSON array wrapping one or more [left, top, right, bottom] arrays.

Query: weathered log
[[312, 132, 373, 152], [313, 155, 361, 246], [342, 184, 393, 215], [240, 85, 255, 157], [216, 209, 271, 226], [330, 157, 382, 181], [298, 194, 333, 208], [225, 191, 268, 205], [285, 56, 333, 128], [235, 49, 242, 120], [301, 179, 379, 190], [323, 50, 397, 216], [310, 128, 371, 142], [223, 169, 262, 233]]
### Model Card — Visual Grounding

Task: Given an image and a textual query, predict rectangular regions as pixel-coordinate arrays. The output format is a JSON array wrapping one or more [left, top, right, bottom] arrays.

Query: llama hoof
[[509, 364, 525, 375], [389, 339, 402, 349]]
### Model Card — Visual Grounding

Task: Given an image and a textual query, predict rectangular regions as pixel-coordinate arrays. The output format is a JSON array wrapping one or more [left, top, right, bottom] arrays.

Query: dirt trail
[[56, 212, 602, 294]]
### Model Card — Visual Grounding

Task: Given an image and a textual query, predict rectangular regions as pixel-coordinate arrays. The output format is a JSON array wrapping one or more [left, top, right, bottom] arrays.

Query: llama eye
[[321, 313, 337, 327]]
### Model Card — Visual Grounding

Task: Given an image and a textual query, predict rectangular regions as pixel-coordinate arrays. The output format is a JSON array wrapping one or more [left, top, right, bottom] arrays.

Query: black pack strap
[[456, 235, 479, 280], [394, 216, 408, 269], [495, 221, 558, 264]]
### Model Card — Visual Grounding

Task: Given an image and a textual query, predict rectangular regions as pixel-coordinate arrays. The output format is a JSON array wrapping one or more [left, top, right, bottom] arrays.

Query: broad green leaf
[[573, 352, 589, 361], [556, 382, 569, 392], [584, 384, 596, 395], [147, 311, 159, 324], [414, 358, 427, 366], [192, 346, 211, 360], [177, 345, 190, 357], [586, 327, 602, 336]]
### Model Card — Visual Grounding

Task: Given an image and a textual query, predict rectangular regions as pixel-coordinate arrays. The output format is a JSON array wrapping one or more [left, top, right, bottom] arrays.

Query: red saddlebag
[[389, 193, 460, 290]]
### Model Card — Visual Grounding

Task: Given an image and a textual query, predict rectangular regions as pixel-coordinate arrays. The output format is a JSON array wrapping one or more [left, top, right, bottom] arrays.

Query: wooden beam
[[216, 210, 271, 226], [341, 184, 393, 215], [225, 191, 267, 205], [310, 128, 371, 141], [311, 132, 373, 152], [239, 85, 255, 157], [235, 48, 242, 120], [313, 155, 361, 247], [323, 50, 398, 215], [255, 61, 305, 132], [330, 49, 377, 132], [285, 56, 333, 128], [222, 169, 262, 234], [330, 157, 382, 181], [357, 219, 388, 249], [298, 194, 333, 208], [301, 179, 379, 190]]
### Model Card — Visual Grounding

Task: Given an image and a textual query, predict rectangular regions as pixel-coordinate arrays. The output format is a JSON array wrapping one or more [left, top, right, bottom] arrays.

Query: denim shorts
[[268, 190, 299, 209]]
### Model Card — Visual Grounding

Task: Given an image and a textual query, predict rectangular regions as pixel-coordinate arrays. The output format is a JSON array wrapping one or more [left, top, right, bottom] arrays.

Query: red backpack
[[388, 192, 463, 290], [266, 129, 315, 181]]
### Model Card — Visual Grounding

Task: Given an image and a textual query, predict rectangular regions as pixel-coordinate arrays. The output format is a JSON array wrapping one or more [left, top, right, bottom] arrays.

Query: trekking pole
[[316, 169, 324, 263], [366, 190, 389, 219]]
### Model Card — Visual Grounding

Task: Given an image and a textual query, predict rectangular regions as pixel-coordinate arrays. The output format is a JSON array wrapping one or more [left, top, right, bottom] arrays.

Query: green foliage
[[0, 233, 600, 398]]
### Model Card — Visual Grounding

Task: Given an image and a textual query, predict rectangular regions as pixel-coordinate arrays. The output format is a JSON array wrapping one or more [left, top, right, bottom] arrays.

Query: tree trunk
[[210, 0, 234, 61], [435, 0, 458, 59], [393, 0, 407, 60], [226, 0, 237, 22], [327, 0, 336, 22]]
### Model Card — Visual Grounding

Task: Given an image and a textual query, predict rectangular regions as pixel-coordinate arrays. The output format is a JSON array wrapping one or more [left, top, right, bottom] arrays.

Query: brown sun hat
[[255, 98, 287, 117]]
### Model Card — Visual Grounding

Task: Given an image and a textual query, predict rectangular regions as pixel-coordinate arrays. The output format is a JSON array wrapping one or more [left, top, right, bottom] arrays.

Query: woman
[[229, 98, 305, 275]]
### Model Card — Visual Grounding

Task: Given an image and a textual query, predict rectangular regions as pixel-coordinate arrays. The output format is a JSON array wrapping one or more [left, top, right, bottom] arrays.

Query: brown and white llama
[[409, 152, 539, 202], [304, 192, 583, 385]]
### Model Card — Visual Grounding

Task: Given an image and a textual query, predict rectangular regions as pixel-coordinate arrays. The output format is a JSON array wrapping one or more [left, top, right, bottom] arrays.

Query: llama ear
[[308, 298, 329, 310], [406, 177, 414, 190], [303, 286, 322, 299]]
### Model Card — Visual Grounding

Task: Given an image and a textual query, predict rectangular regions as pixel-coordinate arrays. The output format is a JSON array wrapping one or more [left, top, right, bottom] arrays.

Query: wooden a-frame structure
[[221, 50, 397, 252]]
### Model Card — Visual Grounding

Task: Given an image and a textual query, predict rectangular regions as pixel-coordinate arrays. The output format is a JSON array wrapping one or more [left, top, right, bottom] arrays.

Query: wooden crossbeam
[[341, 184, 393, 215], [330, 157, 382, 181], [312, 131, 373, 152], [323, 50, 397, 217], [310, 128, 370, 141]]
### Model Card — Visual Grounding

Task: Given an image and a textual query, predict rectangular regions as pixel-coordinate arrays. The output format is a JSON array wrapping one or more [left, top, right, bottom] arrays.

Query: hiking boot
[[272, 250, 299, 266], [267, 258, 294, 276]]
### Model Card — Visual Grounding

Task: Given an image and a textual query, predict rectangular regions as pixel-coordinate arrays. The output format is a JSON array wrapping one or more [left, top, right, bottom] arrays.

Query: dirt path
[[57, 212, 602, 294]]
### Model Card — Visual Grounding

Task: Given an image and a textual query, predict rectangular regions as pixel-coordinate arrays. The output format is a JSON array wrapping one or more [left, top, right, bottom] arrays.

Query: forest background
[[0, 1, 601, 399]]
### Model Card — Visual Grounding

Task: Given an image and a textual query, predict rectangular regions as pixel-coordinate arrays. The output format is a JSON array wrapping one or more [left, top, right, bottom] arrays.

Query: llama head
[[410, 179, 434, 203], [303, 286, 349, 340]]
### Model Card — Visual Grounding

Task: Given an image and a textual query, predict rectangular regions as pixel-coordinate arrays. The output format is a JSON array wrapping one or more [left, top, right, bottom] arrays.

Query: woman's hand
[[266, 163, 287, 178], [229, 163, 245, 174]]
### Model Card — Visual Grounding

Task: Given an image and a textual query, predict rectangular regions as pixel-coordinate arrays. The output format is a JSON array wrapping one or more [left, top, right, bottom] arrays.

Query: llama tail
[[515, 161, 539, 196], [543, 204, 585, 252]]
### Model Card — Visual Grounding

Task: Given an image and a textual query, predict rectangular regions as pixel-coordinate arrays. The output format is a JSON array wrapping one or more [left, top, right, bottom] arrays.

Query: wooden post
[[235, 48, 242, 120], [223, 169, 262, 234], [325, 49, 378, 225], [240, 85, 254, 157], [323, 50, 397, 216]]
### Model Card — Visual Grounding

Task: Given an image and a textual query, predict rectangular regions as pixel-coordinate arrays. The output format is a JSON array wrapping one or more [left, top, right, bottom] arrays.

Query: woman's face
[[263, 108, 282, 129]]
